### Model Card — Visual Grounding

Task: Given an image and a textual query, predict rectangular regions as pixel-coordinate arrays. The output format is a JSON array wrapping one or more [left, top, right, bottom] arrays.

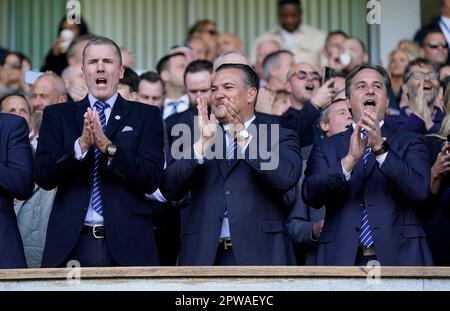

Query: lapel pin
[[115, 115, 121, 120]]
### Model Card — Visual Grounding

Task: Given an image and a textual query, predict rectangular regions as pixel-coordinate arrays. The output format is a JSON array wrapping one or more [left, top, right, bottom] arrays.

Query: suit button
[[225, 191, 231, 195], [355, 227, 360, 232]]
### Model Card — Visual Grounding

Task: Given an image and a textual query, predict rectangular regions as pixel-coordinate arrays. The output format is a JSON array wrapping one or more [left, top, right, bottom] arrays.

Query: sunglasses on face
[[424, 41, 449, 49], [7, 62, 22, 69], [408, 71, 439, 81], [291, 71, 321, 81]]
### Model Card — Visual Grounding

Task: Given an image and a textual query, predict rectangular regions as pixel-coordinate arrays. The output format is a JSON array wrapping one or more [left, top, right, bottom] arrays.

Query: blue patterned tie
[[226, 134, 237, 166], [359, 129, 374, 248], [91, 101, 109, 216]]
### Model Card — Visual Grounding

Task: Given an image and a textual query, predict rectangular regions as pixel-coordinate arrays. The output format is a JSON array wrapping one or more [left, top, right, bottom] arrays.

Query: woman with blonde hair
[[387, 47, 417, 111]]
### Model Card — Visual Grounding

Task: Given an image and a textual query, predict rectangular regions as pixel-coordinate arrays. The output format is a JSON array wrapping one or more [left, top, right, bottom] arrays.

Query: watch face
[[107, 144, 117, 155]]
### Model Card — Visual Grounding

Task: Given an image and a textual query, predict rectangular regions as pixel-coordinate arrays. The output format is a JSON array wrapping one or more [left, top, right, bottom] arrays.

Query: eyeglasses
[[203, 29, 218, 36], [6, 62, 22, 69], [291, 70, 321, 81], [408, 71, 439, 81], [424, 41, 449, 49]]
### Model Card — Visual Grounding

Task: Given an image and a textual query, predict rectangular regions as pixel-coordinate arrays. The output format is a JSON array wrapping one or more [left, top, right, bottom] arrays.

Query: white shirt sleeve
[[376, 152, 388, 166], [193, 147, 205, 164], [74, 138, 89, 160], [341, 159, 352, 181]]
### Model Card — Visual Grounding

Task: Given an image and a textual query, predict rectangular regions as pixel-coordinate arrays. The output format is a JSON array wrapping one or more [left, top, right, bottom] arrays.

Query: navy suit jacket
[[35, 95, 165, 267], [302, 125, 433, 266], [0, 113, 34, 268], [162, 117, 302, 265]]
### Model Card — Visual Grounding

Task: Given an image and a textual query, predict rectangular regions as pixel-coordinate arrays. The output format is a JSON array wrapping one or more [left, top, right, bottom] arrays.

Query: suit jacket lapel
[[105, 94, 131, 138], [71, 96, 90, 133]]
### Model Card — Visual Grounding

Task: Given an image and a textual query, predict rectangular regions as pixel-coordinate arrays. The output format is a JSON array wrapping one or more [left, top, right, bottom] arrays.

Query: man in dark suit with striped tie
[[35, 36, 165, 267], [162, 63, 302, 265], [302, 64, 433, 266]]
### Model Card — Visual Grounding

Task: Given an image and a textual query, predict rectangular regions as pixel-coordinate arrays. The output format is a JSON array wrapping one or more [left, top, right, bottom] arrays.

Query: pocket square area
[[122, 126, 134, 132]]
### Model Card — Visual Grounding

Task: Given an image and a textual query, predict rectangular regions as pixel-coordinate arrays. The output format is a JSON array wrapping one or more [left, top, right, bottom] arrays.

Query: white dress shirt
[[73, 93, 118, 226]]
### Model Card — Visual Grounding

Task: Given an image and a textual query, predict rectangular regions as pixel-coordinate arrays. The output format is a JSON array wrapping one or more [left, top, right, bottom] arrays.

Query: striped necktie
[[91, 101, 109, 216], [226, 134, 237, 166], [359, 131, 374, 248]]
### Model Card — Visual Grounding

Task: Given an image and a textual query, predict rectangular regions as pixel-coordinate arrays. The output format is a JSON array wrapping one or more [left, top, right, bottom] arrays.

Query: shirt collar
[[88, 92, 118, 109], [223, 115, 256, 132], [164, 94, 189, 108], [442, 15, 450, 25], [352, 120, 384, 130]]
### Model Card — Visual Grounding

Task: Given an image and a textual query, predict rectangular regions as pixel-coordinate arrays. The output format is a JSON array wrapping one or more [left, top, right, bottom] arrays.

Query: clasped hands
[[193, 97, 251, 156], [342, 110, 384, 172], [79, 107, 112, 154]]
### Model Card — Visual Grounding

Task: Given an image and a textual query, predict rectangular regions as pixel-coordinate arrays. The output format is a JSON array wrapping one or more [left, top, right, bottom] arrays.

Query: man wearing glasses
[[419, 29, 449, 66], [387, 58, 444, 135], [281, 62, 335, 147]]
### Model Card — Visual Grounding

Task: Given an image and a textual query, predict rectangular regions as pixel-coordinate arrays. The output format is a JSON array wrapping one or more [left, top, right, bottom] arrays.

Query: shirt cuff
[[145, 189, 168, 203], [341, 159, 352, 181], [74, 138, 88, 160], [376, 151, 388, 166], [193, 147, 205, 164]]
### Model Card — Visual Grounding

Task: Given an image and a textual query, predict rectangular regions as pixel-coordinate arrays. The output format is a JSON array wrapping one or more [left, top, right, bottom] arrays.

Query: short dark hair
[[156, 52, 185, 74], [215, 63, 260, 92], [403, 57, 440, 83], [139, 71, 165, 90], [347, 36, 367, 53], [278, 0, 301, 7], [1, 51, 25, 66], [0, 92, 31, 115], [345, 64, 392, 98], [82, 36, 122, 66], [184, 60, 213, 83], [120, 67, 139, 92], [420, 27, 445, 46], [188, 19, 216, 37], [57, 16, 89, 36]]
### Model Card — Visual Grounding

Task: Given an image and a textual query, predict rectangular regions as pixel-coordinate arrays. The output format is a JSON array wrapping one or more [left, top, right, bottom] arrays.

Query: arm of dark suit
[[34, 107, 83, 190], [0, 117, 34, 199], [379, 135, 431, 202], [302, 142, 348, 208], [106, 108, 165, 194], [161, 148, 200, 201], [286, 183, 316, 244], [244, 128, 302, 192]]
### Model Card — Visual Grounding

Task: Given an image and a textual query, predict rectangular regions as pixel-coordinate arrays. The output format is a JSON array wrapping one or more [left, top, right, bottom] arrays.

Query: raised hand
[[342, 121, 368, 172], [360, 110, 383, 151], [311, 78, 336, 109], [79, 108, 95, 153], [194, 96, 218, 156], [91, 111, 112, 153], [431, 143, 450, 194]]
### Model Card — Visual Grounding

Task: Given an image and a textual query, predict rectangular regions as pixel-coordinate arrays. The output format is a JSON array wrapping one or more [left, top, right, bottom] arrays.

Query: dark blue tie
[[359, 129, 374, 248], [91, 101, 109, 216]]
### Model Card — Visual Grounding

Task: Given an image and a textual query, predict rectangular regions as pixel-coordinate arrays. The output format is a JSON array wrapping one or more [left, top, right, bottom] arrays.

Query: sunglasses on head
[[424, 41, 449, 49], [291, 70, 321, 81]]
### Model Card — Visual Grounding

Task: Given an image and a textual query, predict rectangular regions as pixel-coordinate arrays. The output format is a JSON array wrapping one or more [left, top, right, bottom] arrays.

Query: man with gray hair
[[31, 73, 67, 112]]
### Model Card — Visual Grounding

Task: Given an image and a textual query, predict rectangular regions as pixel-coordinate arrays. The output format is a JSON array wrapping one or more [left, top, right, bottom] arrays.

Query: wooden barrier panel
[[1, 267, 450, 290]]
